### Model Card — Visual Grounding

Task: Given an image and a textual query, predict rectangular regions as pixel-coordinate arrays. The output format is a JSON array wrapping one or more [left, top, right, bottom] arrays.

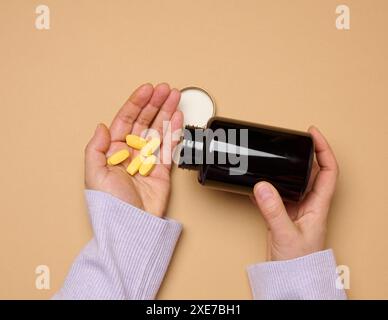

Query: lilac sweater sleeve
[[53, 190, 182, 300], [54, 190, 346, 300], [247, 250, 347, 300]]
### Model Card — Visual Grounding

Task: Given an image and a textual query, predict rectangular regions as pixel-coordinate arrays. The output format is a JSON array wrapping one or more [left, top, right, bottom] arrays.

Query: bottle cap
[[178, 86, 216, 128], [175, 87, 215, 167]]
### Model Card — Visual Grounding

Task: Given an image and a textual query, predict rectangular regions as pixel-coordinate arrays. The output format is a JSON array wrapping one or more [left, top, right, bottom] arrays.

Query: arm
[[247, 249, 346, 300], [54, 190, 182, 300], [54, 83, 184, 299], [248, 126, 347, 300]]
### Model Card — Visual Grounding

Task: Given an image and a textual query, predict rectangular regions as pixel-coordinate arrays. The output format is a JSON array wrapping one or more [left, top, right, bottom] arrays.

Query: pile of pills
[[107, 134, 160, 177]]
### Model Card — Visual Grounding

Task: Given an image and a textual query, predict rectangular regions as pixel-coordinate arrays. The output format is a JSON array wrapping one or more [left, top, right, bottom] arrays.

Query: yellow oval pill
[[107, 149, 130, 166], [126, 134, 147, 150], [126, 155, 145, 176], [140, 138, 161, 156], [139, 155, 157, 176]]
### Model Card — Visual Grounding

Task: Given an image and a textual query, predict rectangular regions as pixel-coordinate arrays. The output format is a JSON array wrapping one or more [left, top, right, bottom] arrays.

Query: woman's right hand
[[253, 126, 339, 261]]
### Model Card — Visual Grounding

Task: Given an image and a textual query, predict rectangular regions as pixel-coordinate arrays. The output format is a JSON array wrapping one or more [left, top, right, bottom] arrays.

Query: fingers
[[110, 83, 153, 141], [169, 110, 184, 151], [85, 123, 110, 183], [149, 88, 181, 139], [131, 83, 171, 137], [253, 182, 297, 237], [308, 126, 339, 203], [305, 160, 319, 193], [159, 110, 184, 170]]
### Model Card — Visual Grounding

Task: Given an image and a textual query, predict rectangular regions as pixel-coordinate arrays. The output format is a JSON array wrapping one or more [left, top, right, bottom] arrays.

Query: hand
[[84, 83, 183, 217], [253, 126, 339, 261]]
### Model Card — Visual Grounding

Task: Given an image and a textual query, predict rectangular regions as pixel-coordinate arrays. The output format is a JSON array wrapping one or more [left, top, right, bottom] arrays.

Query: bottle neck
[[178, 125, 205, 171]]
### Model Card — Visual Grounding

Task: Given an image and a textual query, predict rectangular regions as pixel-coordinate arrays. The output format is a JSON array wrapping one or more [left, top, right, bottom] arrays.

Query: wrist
[[270, 237, 326, 261]]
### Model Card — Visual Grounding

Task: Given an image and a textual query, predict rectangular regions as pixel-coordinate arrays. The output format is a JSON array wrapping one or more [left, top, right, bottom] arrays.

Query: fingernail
[[255, 183, 273, 201]]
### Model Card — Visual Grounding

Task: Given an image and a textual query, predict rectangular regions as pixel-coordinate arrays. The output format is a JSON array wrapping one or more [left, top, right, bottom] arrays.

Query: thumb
[[253, 182, 296, 236], [85, 123, 110, 176]]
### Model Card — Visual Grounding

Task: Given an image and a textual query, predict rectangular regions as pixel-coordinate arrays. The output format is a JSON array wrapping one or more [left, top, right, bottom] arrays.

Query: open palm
[[84, 83, 183, 217]]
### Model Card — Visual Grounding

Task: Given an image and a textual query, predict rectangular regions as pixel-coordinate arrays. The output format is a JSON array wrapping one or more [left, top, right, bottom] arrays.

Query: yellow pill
[[126, 134, 147, 150], [140, 138, 161, 156], [126, 155, 145, 176], [107, 149, 130, 165], [139, 155, 157, 176]]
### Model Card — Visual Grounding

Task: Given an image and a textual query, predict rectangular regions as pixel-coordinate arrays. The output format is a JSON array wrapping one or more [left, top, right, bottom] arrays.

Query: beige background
[[0, 0, 387, 299]]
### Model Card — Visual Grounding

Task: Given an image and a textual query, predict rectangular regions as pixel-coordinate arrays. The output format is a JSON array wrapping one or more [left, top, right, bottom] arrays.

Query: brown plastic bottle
[[179, 117, 314, 202]]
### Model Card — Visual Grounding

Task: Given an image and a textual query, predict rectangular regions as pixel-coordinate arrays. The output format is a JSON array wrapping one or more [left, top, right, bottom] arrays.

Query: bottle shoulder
[[206, 116, 313, 141]]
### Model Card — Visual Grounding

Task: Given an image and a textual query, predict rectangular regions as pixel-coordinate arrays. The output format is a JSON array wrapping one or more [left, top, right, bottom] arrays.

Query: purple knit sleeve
[[53, 190, 182, 300], [247, 249, 347, 300]]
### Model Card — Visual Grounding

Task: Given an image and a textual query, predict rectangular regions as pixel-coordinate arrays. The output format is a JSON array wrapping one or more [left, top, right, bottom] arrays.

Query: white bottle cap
[[178, 87, 216, 128]]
